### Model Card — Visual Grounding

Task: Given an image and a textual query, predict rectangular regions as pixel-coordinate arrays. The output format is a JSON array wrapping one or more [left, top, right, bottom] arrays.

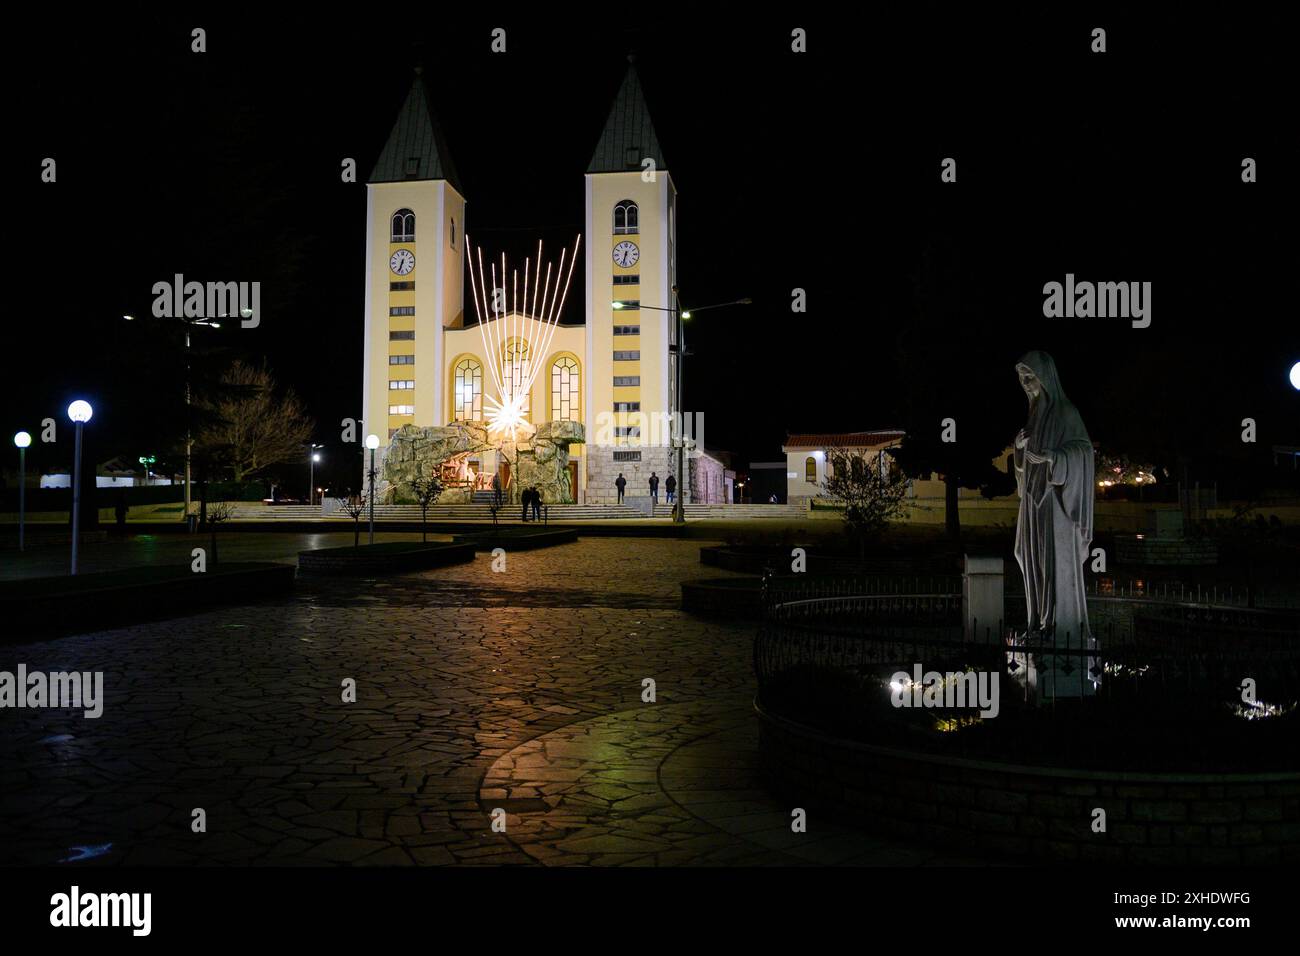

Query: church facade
[[360, 63, 678, 504]]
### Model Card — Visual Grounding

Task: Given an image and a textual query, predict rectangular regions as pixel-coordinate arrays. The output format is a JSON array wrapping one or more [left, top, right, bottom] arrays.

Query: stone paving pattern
[[1, 535, 981, 866]]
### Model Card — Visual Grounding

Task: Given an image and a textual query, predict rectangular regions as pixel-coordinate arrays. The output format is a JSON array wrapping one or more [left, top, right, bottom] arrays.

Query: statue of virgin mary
[[1012, 351, 1097, 698]]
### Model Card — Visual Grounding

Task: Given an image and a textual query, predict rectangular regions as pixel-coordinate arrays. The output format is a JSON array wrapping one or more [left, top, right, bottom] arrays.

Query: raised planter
[[297, 541, 475, 574], [451, 528, 578, 552], [0, 562, 296, 640], [756, 701, 1300, 864]]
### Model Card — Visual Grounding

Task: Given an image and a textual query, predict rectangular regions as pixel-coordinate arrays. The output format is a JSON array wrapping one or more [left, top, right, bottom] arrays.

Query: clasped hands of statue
[[1015, 429, 1055, 467]]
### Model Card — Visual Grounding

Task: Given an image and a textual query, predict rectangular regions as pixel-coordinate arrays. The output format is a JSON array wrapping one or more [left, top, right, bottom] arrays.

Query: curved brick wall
[[756, 702, 1300, 864]]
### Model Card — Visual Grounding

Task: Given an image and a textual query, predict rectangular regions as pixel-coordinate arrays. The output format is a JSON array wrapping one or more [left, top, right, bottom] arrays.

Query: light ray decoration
[[465, 235, 581, 441]]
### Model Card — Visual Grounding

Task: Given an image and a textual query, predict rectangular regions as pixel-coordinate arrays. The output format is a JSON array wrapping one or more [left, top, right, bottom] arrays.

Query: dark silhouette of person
[[115, 491, 128, 530], [665, 474, 676, 503], [521, 486, 532, 522], [532, 487, 543, 521], [492, 471, 503, 509], [615, 473, 627, 503], [648, 472, 659, 504]]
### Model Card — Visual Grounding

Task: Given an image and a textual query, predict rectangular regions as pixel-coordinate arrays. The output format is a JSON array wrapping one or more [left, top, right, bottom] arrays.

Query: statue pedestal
[[1010, 632, 1099, 702], [962, 555, 1004, 644]]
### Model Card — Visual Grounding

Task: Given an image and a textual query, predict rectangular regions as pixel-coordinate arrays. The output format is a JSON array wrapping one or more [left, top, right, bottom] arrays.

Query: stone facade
[[689, 452, 729, 504], [585, 444, 674, 504], [379, 421, 584, 505]]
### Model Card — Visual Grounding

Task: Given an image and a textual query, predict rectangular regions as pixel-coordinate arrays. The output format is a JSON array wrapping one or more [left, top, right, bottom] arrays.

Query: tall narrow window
[[805, 456, 817, 484], [613, 200, 639, 235], [450, 217, 456, 249], [505, 340, 530, 418], [551, 356, 580, 421], [454, 357, 482, 422], [391, 209, 415, 242]]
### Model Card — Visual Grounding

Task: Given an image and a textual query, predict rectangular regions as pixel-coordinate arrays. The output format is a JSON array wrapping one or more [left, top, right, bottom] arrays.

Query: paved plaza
[[1, 534, 981, 866]]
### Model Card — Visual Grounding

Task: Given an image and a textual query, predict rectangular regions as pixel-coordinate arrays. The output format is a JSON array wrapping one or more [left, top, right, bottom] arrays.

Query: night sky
[[7, 10, 1296, 490]]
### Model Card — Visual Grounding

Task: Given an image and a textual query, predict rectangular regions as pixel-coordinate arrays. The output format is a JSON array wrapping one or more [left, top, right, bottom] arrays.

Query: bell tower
[[361, 68, 466, 460], [584, 59, 677, 503]]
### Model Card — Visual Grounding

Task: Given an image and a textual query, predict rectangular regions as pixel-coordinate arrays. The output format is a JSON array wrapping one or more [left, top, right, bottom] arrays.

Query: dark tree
[[821, 449, 910, 556], [891, 234, 1020, 539], [335, 494, 368, 548], [408, 473, 444, 543]]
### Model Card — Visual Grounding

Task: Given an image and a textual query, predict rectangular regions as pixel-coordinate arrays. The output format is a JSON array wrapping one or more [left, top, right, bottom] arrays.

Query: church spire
[[587, 57, 667, 174], [369, 67, 462, 192]]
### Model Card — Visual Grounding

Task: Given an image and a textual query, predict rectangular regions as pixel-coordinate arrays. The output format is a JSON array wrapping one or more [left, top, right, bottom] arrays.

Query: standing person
[[532, 487, 543, 521], [665, 474, 677, 504], [114, 491, 129, 530], [492, 471, 503, 509], [615, 473, 627, 503], [648, 472, 659, 504], [521, 486, 532, 522]]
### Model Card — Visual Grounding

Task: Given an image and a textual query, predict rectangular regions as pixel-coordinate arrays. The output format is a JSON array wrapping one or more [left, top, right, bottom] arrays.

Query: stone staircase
[[225, 502, 647, 521], [651, 502, 807, 519]]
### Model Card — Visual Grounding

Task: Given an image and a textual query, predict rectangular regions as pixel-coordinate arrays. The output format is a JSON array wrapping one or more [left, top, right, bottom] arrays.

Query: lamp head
[[365, 434, 380, 450], [14, 431, 32, 449], [67, 400, 94, 424]]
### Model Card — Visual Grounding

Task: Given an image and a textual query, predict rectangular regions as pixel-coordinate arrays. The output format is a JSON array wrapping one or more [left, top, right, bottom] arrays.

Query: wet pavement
[[0, 535, 979, 866]]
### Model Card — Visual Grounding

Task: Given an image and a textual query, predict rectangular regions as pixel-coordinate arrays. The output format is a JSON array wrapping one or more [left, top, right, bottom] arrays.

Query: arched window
[[453, 357, 482, 421], [805, 456, 817, 484], [551, 356, 580, 421], [613, 200, 639, 235], [505, 340, 530, 417], [391, 209, 415, 242]]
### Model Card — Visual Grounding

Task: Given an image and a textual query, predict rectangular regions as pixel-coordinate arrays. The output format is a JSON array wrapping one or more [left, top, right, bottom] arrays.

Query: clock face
[[612, 241, 640, 268], [390, 249, 415, 275]]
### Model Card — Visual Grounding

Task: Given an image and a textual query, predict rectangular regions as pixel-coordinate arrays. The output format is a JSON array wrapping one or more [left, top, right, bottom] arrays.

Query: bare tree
[[335, 494, 368, 548], [206, 501, 234, 564], [408, 474, 444, 543], [821, 449, 910, 555], [196, 360, 314, 482]]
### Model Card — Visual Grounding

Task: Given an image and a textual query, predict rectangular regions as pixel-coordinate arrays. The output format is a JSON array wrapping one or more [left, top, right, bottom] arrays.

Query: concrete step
[[650, 503, 806, 519]]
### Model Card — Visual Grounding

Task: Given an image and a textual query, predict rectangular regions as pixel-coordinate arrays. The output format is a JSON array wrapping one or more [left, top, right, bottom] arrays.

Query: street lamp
[[67, 400, 94, 574], [365, 434, 380, 545], [307, 443, 324, 506], [612, 294, 751, 522], [14, 431, 31, 552]]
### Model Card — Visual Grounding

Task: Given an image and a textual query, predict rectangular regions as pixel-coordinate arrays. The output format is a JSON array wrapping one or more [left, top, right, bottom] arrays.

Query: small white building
[[782, 430, 905, 505]]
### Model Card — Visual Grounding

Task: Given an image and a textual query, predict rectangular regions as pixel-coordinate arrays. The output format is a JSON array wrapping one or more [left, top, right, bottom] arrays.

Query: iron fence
[[754, 570, 1300, 771]]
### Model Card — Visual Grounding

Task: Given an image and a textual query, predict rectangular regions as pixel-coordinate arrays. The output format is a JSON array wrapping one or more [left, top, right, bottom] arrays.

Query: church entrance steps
[[650, 503, 807, 519]]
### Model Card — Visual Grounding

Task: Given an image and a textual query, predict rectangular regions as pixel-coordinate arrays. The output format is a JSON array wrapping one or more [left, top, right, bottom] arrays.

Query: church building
[[360, 62, 678, 504]]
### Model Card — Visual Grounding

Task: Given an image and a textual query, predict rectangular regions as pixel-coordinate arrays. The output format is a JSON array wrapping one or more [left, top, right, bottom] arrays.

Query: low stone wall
[[297, 542, 475, 575], [757, 702, 1300, 864], [451, 528, 577, 552], [2, 563, 296, 639], [1115, 535, 1219, 566]]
